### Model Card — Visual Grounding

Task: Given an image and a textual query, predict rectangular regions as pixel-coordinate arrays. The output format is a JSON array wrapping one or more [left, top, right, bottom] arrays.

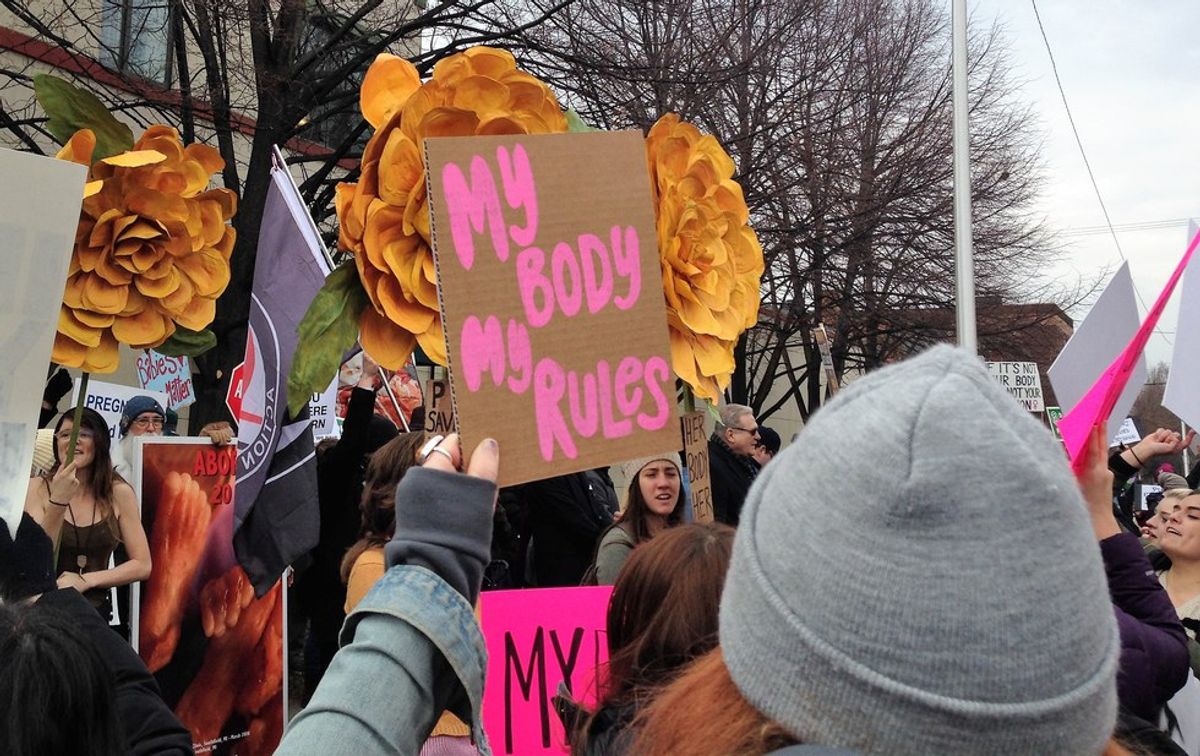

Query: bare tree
[[522, 0, 1091, 422]]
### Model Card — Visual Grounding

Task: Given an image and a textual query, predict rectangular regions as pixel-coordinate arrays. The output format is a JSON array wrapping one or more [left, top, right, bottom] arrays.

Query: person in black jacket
[[295, 353, 398, 698], [708, 404, 760, 526], [518, 468, 618, 587], [0, 513, 192, 755]]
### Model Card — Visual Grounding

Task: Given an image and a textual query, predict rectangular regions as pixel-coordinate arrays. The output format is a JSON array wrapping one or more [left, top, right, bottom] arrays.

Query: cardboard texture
[[425, 132, 679, 486], [424, 378, 456, 435], [985, 361, 1044, 412], [0, 149, 86, 537], [681, 411, 714, 523]]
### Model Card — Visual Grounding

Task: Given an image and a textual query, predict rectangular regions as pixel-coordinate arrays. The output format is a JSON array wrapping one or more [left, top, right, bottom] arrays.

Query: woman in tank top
[[24, 407, 151, 619]]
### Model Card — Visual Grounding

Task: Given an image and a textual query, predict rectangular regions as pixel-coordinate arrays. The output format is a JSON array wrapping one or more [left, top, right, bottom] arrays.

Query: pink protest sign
[[1059, 228, 1200, 471], [480, 586, 613, 755], [424, 132, 680, 487]]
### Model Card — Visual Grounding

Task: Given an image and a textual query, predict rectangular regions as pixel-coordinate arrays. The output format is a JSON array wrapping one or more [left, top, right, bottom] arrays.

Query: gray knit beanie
[[720, 345, 1119, 755], [620, 452, 682, 484]]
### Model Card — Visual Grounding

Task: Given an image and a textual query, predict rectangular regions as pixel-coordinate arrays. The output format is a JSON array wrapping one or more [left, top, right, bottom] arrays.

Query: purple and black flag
[[230, 148, 330, 595]]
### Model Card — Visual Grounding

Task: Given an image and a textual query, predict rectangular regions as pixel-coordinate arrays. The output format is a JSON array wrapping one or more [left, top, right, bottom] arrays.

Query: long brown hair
[[630, 649, 797, 756], [612, 464, 686, 546], [633, 651, 1135, 756], [574, 523, 734, 754], [45, 409, 119, 533], [340, 431, 426, 582]]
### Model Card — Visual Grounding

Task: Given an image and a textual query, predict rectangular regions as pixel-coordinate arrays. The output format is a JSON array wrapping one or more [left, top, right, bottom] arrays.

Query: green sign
[[1046, 406, 1063, 440]]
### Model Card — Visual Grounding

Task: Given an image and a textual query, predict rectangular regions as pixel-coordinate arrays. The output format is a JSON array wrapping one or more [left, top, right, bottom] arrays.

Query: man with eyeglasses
[[113, 396, 234, 481], [708, 403, 761, 527]]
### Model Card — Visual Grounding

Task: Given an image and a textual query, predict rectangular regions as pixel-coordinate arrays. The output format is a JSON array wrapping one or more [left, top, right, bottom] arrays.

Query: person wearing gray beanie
[[586, 452, 684, 585], [630, 345, 1123, 755]]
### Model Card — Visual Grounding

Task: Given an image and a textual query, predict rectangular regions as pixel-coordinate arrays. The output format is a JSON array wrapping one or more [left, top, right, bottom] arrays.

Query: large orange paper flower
[[646, 114, 764, 402], [337, 47, 569, 368], [53, 126, 236, 372]]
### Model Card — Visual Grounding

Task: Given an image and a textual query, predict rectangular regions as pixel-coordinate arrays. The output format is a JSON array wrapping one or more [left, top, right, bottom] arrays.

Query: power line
[[1061, 218, 1192, 237], [1029, 0, 1173, 347]]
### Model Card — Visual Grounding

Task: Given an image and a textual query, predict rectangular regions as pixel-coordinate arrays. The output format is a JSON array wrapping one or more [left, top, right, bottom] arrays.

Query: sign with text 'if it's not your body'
[[426, 132, 680, 487], [986, 361, 1045, 413]]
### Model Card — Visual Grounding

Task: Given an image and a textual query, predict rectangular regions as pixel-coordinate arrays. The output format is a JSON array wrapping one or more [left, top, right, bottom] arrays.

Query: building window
[[100, 0, 173, 85]]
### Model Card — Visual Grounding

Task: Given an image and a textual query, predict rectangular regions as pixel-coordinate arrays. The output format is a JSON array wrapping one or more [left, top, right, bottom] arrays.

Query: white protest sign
[[308, 377, 339, 439], [71, 379, 170, 441], [135, 350, 195, 409], [1048, 263, 1147, 430], [985, 361, 1044, 412], [1139, 483, 1163, 512], [1163, 220, 1200, 429], [1112, 417, 1141, 447], [0, 149, 87, 536]]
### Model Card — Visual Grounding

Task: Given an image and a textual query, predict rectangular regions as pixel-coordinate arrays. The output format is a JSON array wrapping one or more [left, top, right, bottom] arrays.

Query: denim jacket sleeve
[[277, 564, 491, 756]]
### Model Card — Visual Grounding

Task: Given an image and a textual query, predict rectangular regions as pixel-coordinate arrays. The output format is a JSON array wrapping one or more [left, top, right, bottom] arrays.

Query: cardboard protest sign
[[131, 438, 284, 755], [71, 378, 170, 440], [424, 378, 456, 435], [985, 361, 1044, 412], [1163, 220, 1200, 430], [137, 350, 196, 409], [425, 132, 679, 486], [0, 149, 86, 536], [308, 378, 339, 440], [481, 586, 613, 755], [681, 411, 714, 523]]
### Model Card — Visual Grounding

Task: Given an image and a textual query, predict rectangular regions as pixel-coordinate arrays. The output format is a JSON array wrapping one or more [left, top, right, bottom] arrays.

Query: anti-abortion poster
[[480, 586, 612, 755], [425, 132, 680, 486], [334, 351, 423, 430], [136, 350, 196, 409], [131, 438, 284, 755], [71, 378, 169, 440]]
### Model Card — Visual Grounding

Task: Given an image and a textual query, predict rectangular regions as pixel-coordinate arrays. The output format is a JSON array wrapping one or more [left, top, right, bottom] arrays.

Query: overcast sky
[[970, 0, 1199, 366]]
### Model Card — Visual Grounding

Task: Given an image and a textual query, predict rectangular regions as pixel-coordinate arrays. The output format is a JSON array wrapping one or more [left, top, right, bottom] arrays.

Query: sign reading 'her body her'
[[425, 132, 680, 486]]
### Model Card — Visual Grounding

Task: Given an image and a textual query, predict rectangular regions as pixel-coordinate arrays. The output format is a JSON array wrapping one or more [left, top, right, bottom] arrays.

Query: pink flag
[[1059, 228, 1200, 471]]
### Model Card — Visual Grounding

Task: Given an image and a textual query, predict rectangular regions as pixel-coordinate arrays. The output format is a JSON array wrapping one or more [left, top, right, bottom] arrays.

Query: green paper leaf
[[157, 326, 217, 358], [33, 74, 134, 160], [565, 109, 597, 133], [287, 261, 369, 417]]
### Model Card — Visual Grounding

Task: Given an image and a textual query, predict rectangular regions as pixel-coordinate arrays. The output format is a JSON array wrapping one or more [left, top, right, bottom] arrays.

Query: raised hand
[[47, 461, 80, 504], [140, 472, 213, 672]]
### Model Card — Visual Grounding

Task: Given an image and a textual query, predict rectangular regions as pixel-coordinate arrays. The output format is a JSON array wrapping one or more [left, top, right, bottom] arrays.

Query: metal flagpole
[[952, 0, 977, 353]]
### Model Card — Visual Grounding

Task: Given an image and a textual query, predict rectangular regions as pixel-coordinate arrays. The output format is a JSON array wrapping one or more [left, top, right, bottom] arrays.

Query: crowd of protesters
[[5, 345, 1200, 755]]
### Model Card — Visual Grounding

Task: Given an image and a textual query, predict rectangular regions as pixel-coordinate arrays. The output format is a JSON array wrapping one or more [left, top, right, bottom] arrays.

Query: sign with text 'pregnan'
[[425, 132, 680, 487], [986, 361, 1045, 412]]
